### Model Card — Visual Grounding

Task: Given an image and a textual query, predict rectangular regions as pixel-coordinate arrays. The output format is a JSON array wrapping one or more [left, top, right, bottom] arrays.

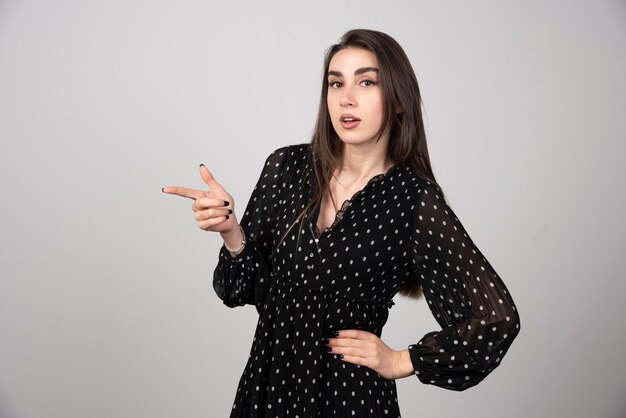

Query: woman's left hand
[[325, 330, 413, 380]]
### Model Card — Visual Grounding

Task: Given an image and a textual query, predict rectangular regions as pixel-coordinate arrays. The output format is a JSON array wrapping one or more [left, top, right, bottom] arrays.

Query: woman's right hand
[[162, 164, 237, 234]]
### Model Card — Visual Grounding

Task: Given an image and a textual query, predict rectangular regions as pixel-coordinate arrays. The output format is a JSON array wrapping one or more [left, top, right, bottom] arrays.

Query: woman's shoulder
[[265, 143, 311, 167], [398, 165, 439, 189], [282, 143, 310, 155], [396, 166, 447, 205]]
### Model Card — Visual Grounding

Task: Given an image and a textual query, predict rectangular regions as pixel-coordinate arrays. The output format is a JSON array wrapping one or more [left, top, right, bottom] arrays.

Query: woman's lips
[[340, 114, 361, 129]]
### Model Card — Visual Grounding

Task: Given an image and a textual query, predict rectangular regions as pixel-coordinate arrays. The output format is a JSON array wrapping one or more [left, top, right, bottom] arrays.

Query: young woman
[[163, 29, 521, 417]]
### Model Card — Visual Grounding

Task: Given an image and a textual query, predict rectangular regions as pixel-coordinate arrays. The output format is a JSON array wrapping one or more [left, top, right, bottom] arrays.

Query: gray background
[[1, 0, 625, 417]]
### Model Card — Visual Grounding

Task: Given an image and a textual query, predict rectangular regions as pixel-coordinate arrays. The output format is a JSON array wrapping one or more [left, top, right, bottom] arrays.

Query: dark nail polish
[[323, 338, 329, 345], [224, 200, 229, 206], [333, 331, 339, 337], [226, 215, 230, 220], [338, 354, 344, 359], [161, 188, 164, 192], [199, 163, 205, 167], [326, 346, 332, 352], [228, 209, 233, 214]]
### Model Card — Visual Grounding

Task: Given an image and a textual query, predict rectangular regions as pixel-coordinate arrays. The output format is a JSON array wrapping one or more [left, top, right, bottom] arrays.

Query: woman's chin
[[336, 136, 381, 147]]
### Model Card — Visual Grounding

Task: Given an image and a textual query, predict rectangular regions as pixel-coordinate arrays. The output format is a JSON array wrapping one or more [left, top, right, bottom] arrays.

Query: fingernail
[[228, 209, 233, 214], [199, 163, 205, 167], [226, 215, 230, 220], [323, 338, 329, 345], [161, 188, 164, 192], [224, 200, 229, 206], [333, 331, 339, 337], [326, 346, 332, 352]]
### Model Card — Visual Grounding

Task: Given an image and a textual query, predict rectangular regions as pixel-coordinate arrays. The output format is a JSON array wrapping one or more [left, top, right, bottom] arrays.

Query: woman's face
[[326, 47, 386, 147]]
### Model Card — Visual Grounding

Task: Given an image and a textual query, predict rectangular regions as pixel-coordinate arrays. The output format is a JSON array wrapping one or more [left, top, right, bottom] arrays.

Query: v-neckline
[[311, 164, 399, 240]]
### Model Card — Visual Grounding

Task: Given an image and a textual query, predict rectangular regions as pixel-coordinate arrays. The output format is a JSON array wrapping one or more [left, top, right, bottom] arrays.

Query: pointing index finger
[[162, 186, 204, 200]]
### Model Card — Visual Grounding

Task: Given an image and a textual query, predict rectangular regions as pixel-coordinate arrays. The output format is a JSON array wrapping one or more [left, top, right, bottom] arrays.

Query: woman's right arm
[[212, 146, 290, 310], [163, 145, 291, 311]]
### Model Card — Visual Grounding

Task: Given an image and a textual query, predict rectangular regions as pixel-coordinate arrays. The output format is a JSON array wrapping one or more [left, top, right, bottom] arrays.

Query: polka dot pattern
[[213, 144, 521, 416]]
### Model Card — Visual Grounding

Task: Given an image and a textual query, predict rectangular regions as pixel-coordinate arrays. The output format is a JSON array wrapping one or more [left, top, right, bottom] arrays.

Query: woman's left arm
[[406, 180, 521, 391]]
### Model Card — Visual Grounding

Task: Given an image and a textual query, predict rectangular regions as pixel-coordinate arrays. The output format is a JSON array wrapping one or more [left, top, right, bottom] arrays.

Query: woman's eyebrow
[[328, 67, 379, 77]]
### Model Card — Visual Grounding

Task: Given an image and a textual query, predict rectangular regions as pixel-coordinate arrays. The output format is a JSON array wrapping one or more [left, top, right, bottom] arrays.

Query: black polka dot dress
[[213, 144, 521, 417]]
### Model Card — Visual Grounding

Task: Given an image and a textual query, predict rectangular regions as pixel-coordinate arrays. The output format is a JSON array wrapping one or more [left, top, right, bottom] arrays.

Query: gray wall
[[1, 0, 625, 417]]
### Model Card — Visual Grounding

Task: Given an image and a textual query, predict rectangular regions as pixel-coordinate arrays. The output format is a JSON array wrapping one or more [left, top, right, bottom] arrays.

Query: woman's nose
[[340, 87, 356, 107]]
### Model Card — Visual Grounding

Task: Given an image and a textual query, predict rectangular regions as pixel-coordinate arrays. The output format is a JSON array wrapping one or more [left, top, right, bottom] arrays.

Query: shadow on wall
[[0, 390, 24, 418]]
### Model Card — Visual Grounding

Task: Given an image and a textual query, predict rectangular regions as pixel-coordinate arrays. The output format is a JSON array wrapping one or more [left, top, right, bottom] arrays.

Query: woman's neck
[[337, 141, 394, 183]]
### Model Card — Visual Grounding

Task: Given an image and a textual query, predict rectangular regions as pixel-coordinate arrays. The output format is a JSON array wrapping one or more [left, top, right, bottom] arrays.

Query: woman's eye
[[361, 79, 377, 87], [329, 81, 342, 88]]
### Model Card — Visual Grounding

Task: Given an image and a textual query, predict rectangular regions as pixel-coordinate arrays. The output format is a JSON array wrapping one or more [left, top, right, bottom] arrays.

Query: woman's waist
[[270, 271, 396, 309]]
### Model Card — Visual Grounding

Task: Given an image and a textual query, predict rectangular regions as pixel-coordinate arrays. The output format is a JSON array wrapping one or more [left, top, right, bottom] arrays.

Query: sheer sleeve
[[212, 146, 289, 312], [407, 180, 521, 391]]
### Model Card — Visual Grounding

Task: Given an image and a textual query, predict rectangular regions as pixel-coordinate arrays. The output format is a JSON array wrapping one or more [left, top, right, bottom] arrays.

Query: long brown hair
[[280, 29, 445, 300]]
